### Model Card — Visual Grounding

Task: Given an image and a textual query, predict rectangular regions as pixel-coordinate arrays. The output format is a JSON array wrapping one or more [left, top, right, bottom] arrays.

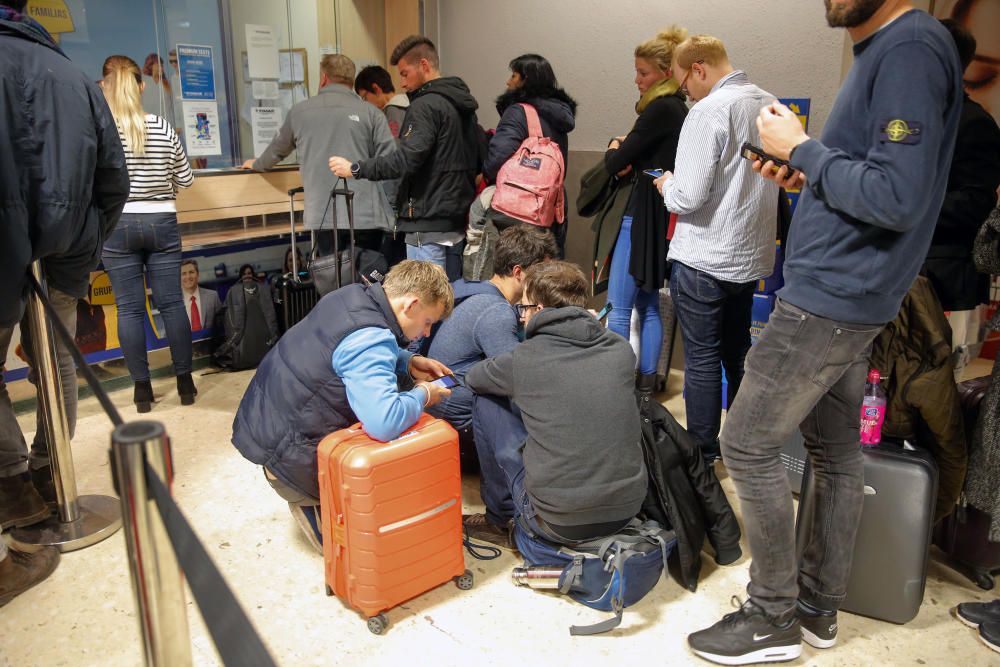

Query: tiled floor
[[1, 362, 997, 666]]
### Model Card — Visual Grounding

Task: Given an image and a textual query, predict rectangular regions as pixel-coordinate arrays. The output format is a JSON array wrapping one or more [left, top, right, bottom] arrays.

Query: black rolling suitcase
[[796, 442, 938, 624], [309, 178, 388, 297], [274, 187, 320, 333]]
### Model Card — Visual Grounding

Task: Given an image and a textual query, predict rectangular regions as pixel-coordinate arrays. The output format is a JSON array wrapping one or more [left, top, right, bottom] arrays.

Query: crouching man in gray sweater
[[466, 261, 647, 546]]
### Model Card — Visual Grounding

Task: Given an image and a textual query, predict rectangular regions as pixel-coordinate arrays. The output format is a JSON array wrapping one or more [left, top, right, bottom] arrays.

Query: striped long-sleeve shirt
[[663, 71, 778, 283], [121, 114, 193, 213]]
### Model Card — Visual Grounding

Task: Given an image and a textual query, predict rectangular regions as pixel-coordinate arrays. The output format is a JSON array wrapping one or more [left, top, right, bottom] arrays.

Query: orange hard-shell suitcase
[[318, 414, 472, 634]]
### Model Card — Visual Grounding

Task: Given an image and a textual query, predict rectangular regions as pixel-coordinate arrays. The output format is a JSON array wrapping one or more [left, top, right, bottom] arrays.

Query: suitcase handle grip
[[287, 186, 304, 196]]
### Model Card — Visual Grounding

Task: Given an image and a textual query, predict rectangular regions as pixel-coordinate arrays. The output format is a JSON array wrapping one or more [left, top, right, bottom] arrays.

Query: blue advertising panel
[[177, 43, 216, 100]]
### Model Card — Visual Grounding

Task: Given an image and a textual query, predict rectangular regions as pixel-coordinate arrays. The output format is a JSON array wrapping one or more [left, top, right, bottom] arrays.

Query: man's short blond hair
[[382, 260, 454, 317], [321, 54, 356, 85], [673, 35, 730, 70]]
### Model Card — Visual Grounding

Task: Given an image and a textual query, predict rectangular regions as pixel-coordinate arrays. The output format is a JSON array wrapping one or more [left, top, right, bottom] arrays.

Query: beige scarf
[[636, 77, 681, 114]]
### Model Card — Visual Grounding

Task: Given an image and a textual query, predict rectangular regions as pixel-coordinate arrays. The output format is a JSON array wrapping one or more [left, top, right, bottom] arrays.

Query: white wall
[[436, 0, 847, 150]]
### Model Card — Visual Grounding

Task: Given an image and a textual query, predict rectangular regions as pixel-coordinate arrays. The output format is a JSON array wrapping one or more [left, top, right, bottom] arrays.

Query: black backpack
[[214, 281, 280, 370]]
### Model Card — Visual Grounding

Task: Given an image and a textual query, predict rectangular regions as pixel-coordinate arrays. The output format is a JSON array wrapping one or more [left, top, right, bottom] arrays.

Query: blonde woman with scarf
[[603, 26, 688, 399]]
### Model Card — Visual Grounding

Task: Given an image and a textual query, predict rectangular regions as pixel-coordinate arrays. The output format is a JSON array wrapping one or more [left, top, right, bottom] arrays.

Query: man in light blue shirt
[[654, 35, 778, 463]]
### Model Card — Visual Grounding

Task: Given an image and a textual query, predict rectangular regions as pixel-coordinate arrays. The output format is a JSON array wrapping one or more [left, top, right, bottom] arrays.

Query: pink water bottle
[[859, 369, 887, 446]]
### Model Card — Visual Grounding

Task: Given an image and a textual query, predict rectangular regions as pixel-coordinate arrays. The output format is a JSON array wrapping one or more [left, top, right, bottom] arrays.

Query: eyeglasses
[[515, 303, 539, 318], [678, 60, 704, 95]]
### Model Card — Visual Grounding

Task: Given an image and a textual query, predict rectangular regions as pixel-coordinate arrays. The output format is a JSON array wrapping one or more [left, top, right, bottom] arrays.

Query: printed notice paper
[[245, 24, 279, 80], [252, 80, 279, 100], [251, 107, 282, 157]]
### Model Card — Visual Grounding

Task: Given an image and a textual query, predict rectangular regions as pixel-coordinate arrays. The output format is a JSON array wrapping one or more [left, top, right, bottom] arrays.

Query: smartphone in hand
[[595, 302, 613, 321], [430, 374, 461, 389], [740, 142, 797, 179], [643, 168, 665, 178]]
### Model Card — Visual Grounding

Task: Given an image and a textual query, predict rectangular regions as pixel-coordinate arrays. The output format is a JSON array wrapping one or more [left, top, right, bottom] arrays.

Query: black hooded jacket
[[0, 17, 129, 326], [483, 92, 576, 184], [356, 76, 481, 233], [639, 399, 742, 591]]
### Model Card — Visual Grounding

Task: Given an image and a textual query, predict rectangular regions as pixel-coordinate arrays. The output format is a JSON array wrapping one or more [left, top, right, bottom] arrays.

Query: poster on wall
[[245, 24, 279, 80], [177, 44, 217, 101], [181, 100, 222, 156], [251, 107, 282, 157], [25, 0, 74, 41], [932, 0, 999, 124]]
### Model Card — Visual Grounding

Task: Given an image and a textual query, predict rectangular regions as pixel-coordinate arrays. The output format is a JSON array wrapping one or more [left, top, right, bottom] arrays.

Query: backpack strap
[[519, 103, 543, 139], [569, 545, 636, 636]]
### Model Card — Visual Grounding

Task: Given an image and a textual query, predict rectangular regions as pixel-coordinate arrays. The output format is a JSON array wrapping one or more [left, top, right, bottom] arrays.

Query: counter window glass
[[26, 0, 321, 171]]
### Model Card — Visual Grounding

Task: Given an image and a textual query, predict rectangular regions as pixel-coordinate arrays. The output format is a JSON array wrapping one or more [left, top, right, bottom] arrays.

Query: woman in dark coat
[[603, 26, 689, 396], [483, 54, 577, 256]]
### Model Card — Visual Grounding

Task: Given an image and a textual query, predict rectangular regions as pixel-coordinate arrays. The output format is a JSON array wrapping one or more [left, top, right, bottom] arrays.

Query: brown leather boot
[[0, 546, 61, 607], [0, 473, 50, 530]]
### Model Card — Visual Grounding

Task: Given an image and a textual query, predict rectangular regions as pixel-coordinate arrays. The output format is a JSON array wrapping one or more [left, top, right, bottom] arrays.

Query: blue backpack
[[513, 519, 676, 635]]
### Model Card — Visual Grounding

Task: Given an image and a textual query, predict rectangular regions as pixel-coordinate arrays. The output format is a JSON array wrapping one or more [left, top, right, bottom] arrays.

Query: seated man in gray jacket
[[466, 261, 647, 547], [427, 225, 556, 546], [243, 54, 396, 255]]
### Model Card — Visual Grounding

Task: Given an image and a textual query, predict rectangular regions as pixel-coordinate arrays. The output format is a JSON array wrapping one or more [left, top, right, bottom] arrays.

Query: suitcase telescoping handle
[[287, 187, 305, 280], [329, 177, 356, 290]]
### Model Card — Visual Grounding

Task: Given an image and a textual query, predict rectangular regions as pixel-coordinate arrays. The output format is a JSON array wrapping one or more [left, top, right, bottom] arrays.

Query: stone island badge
[[879, 119, 922, 145]]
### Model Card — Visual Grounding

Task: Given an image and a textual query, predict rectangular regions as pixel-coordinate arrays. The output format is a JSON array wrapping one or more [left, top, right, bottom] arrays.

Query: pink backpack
[[490, 104, 565, 228]]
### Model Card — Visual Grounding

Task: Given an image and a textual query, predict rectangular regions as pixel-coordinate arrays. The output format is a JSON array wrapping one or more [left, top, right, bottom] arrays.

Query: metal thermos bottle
[[511, 566, 564, 589]]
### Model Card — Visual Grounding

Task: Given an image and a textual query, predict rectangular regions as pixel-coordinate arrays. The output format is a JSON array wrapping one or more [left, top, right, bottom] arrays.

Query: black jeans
[[670, 261, 756, 454], [720, 298, 883, 616]]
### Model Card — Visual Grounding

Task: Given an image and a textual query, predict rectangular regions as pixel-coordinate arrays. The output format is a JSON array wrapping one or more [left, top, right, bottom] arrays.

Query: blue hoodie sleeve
[[332, 328, 427, 442], [790, 40, 956, 232]]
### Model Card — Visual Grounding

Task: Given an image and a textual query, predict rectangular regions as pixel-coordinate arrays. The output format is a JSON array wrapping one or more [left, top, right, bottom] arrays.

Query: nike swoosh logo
[[753, 633, 773, 641]]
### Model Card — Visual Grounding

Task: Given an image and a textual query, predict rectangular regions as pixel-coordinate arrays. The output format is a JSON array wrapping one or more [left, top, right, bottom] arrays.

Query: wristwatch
[[350, 162, 361, 177]]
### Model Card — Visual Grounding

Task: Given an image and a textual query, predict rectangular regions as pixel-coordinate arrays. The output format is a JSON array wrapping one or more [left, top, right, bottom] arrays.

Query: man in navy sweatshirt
[[426, 224, 557, 546], [686, 2, 962, 665]]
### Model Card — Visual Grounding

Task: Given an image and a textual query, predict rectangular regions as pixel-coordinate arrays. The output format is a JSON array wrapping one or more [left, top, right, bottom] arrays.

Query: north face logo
[[349, 114, 360, 122]]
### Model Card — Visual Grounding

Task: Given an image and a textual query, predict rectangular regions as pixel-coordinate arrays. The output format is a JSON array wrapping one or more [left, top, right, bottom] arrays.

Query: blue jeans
[[102, 213, 192, 381], [720, 298, 882, 616], [471, 394, 518, 526], [406, 241, 464, 281], [607, 217, 661, 375], [670, 261, 755, 455]]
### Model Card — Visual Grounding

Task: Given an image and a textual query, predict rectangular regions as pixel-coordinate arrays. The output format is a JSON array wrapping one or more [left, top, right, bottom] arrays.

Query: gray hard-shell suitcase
[[795, 443, 938, 624]]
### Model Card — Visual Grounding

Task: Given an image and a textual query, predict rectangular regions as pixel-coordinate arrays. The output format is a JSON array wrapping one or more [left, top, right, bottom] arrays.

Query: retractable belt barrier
[[27, 272, 278, 667]]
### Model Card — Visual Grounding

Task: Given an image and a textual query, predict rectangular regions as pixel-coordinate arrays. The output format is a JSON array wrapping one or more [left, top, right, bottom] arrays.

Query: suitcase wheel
[[366, 613, 389, 635], [973, 570, 995, 591], [454, 570, 474, 591], [325, 584, 333, 596]]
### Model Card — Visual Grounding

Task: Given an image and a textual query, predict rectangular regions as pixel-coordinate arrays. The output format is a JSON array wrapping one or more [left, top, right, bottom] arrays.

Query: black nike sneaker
[[955, 599, 1000, 628], [688, 597, 802, 665], [797, 599, 838, 648]]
